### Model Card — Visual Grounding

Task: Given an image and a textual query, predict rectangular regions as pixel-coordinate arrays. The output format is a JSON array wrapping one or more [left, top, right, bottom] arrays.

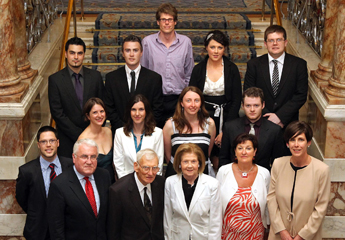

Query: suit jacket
[[244, 53, 308, 126], [104, 66, 163, 135], [107, 172, 165, 240], [189, 56, 242, 124], [48, 66, 104, 158], [267, 156, 330, 240], [113, 127, 164, 178], [164, 174, 222, 240], [216, 163, 270, 228], [47, 167, 111, 240], [15, 156, 73, 240], [219, 116, 285, 170]]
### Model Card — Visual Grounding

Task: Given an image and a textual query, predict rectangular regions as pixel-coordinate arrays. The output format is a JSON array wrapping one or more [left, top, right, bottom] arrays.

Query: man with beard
[[16, 126, 73, 240], [48, 37, 104, 158]]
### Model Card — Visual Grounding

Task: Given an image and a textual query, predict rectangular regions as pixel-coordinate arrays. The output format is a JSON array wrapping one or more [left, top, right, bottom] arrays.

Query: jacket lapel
[[258, 119, 270, 150], [188, 174, 206, 213], [35, 158, 48, 200], [93, 169, 105, 220], [61, 67, 81, 110], [276, 53, 291, 96], [68, 168, 97, 218], [174, 175, 190, 221], [128, 173, 151, 227], [82, 66, 91, 107], [260, 55, 275, 98]]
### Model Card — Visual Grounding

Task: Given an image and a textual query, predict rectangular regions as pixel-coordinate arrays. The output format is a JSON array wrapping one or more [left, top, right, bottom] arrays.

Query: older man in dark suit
[[244, 25, 308, 129], [104, 35, 163, 134], [219, 87, 285, 170], [47, 139, 111, 240], [107, 149, 165, 240], [16, 126, 73, 240], [48, 37, 104, 158]]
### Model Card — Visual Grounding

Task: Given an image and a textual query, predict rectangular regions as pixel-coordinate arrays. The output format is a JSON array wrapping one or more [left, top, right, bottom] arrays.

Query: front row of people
[[16, 120, 330, 240]]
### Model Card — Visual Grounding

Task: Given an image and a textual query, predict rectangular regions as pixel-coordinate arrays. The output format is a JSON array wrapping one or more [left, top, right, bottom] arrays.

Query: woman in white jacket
[[216, 133, 270, 240], [113, 94, 163, 178], [164, 143, 222, 240]]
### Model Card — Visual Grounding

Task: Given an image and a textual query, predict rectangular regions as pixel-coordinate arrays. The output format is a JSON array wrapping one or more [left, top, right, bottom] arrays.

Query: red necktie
[[49, 164, 56, 182], [84, 177, 97, 217]]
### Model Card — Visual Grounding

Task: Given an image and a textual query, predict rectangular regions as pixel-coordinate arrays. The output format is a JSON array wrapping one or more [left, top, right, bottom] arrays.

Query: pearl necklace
[[237, 165, 254, 178]]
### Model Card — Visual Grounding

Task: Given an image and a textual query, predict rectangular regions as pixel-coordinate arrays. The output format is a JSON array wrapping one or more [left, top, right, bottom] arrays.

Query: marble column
[[0, 0, 26, 102], [13, 0, 37, 84], [311, 0, 337, 88]]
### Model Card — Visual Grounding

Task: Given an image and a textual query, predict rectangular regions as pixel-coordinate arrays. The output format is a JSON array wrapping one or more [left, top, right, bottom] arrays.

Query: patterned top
[[170, 118, 210, 163], [222, 187, 264, 240]]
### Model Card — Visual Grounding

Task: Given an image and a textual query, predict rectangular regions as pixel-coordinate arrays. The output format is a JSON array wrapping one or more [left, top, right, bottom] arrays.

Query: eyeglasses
[[137, 162, 160, 173], [266, 38, 285, 44], [159, 18, 174, 23], [39, 139, 58, 145], [77, 154, 97, 161]]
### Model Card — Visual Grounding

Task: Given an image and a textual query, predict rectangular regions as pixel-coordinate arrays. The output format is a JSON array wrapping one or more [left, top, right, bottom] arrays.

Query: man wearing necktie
[[219, 87, 285, 171], [16, 126, 73, 240], [48, 37, 104, 158], [107, 149, 165, 240], [244, 25, 308, 129], [104, 35, 163, 136], [47, 139, 111, 240]]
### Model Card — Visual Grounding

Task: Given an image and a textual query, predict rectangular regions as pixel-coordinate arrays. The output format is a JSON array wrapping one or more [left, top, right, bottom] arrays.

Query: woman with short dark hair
[[217, 133, 270, 239], [113, 94, 163, 178], [267, 121, 330, 240]]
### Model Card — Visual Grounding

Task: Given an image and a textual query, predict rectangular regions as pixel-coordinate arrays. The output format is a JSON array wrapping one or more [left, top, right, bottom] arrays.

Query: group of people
[[15, 2, 331, 240]]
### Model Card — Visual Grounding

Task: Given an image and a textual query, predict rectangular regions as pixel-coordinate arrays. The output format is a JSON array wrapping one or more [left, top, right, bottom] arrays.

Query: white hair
[[73, 138, 99, 155], [136, 148, 158, 164]]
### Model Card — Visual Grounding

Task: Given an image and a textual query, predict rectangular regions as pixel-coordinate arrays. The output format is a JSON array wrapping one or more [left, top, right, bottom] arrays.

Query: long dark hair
[[123, 94, 156, 136], [172, 86, 209, 134]]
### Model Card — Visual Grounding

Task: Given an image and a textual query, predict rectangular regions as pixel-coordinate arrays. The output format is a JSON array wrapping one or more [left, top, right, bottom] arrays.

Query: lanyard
[[131, 129, 144, 153]]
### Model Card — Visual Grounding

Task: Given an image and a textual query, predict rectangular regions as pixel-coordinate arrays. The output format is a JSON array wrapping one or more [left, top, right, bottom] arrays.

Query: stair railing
[[262, 0, 282, 26]]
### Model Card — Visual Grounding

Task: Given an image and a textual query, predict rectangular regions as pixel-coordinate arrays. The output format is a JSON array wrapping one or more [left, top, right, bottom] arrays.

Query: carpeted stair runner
[[91, 13, 258, 83]]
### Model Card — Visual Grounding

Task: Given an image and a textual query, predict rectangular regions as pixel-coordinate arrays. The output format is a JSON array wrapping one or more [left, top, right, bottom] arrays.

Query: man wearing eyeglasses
[[108, 149, 165, 240], [141, 3, 194, 127], [244, 25, 308, 130], [47, 138, 111, 240], [15, 126, 73, 240]]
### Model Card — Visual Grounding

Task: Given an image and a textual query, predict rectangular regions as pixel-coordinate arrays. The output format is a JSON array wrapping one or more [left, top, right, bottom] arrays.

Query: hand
[[214, 132, 223, 148], [263, 113, 284, 128], [293, 235, 304, 240], [279, 230, 293, 240]]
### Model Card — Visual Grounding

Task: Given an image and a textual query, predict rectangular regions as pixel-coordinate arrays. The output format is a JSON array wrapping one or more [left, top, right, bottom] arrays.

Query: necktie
[[84, 177, 97, 217], [144, 187, 152, 222], [130, 71, 135, 95], [249, 123, 255, 135], [49, 163, 56, 182], [73, 73, 83, 108], [271, 60, 279, 96]]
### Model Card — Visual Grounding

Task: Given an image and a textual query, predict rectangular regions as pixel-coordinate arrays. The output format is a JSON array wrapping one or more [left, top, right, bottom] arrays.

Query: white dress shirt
[[134, 172, 152, 204], [268, 52, 285, 84], [125, 64, 141, 91]]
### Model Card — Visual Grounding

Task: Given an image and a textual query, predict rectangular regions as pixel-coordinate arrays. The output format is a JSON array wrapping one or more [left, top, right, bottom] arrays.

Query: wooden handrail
[[273, 0, 282, 26], [264, 0, 282, 26]]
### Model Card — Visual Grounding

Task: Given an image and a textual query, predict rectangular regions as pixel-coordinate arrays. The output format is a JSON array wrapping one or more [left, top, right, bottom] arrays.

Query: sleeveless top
[[203, 69, 225, 96], [170, 118, 211, 164]]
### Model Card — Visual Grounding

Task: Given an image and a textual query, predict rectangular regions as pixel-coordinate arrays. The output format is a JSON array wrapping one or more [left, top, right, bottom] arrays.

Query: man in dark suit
[[108, 149, 165, 240], [104, 35, 163, 134], [244, 25, 308, 129], [219, 87, 285, 170], [16, 126, 73, 240], [48, 37, 104, 158], [47, 139, 111, 240]]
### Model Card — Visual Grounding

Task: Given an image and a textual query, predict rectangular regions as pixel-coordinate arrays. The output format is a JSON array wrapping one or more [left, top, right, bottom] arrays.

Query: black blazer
[[104, 66, 163, 135], [48, 66, 104, 158], [219, 116, 285, 170], [244, 53, 308, 126], [189, 55, 242, 125], [15, 156, 73, 240], [47, 167, 111, 240], [107, 172, 165, 240]]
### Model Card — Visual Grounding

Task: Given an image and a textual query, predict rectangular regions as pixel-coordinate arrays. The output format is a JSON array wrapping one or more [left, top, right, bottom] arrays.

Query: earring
[[179, 165, 181, 168], [182, 107, 184, 112], [198, 164, 200, 167], [308, 145, 310, 148], [287, 146, 289, 148]]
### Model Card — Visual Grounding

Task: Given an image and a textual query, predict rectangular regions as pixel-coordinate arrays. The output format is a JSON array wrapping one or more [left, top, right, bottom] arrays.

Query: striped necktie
[[272, 60, 279, 96]]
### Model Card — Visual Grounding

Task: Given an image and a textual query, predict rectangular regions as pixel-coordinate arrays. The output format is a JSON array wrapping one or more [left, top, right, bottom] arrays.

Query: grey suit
[[48, 66, 104, 157], [219, 116, 285, 170]]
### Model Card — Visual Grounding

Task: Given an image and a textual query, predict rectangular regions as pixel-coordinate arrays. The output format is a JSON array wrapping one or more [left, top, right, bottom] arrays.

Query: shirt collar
[[73, 165, 95, 181], [244, 116, 263, 127], [68, 66, 84, 78], [268, 52, 285, 65], [134, 172, 151, 193], [40, 155, 61, 170], [125, 64, 141, 77], [155, 31, 179, 45]]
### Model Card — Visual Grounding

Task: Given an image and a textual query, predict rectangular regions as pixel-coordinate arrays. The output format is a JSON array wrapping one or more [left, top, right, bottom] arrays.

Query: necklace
[[237, 165, 254, 178]]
